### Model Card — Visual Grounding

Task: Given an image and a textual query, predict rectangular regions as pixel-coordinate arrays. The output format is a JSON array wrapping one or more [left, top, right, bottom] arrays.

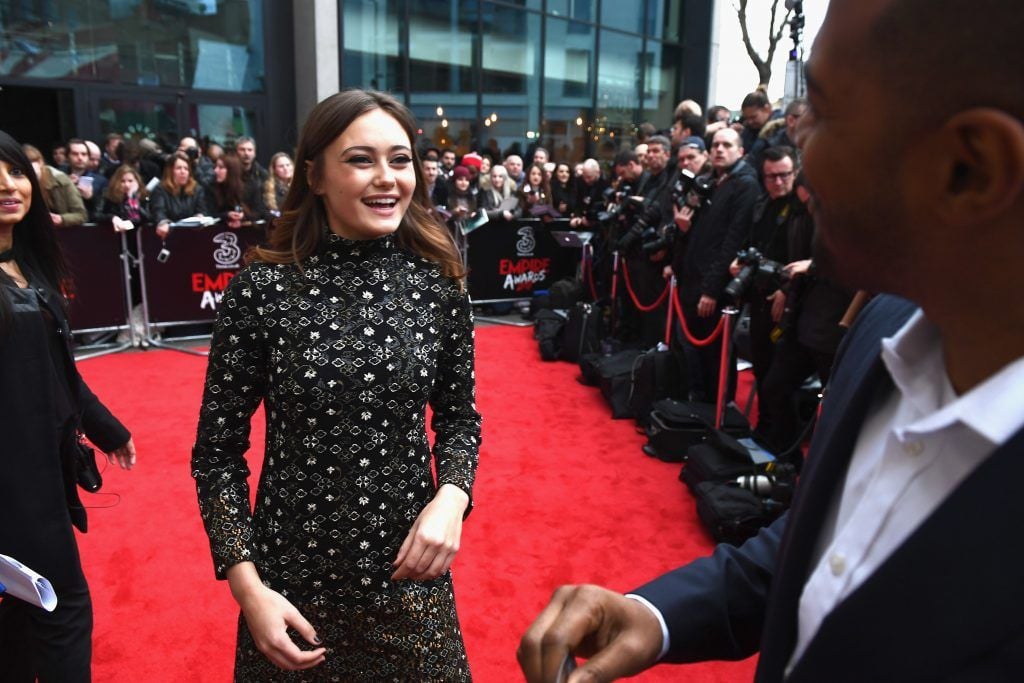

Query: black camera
[[184, 146, 199, 161], [724, 247, 790, 302], [733, 461, 797, 505], [670, 168, 714, 211], [640, 225, 674, 255], [597, 183, 640, 222]]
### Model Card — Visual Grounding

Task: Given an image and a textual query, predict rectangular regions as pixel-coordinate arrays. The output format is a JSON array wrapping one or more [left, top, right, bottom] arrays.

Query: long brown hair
[[160, 152, 198, 196], [251, 89, 464, 280], [212, 152, 246, 212], [105, 164, 148, 204]]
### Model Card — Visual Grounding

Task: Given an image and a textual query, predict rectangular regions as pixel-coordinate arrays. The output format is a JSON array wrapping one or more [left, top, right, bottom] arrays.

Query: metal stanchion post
[[609, 250, 620, 333], [663, 276, 676, 346], [715, 306, 739, 430]]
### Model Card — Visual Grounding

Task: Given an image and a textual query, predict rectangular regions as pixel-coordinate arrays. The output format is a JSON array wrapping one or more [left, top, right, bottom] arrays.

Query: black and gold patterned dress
[[192, 231, 481, 682]]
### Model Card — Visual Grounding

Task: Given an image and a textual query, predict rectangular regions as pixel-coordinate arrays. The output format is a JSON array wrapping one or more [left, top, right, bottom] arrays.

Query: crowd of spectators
[[32, 89, 840, 456]]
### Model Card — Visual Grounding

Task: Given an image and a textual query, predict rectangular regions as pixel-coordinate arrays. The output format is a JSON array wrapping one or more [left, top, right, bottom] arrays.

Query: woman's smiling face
[[312, 108, 416, 241]]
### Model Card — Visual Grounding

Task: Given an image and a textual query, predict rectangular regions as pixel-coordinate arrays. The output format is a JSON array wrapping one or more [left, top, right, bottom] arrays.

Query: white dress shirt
[[787, 311, 1024, 672], [633, 311, 1024, 667]]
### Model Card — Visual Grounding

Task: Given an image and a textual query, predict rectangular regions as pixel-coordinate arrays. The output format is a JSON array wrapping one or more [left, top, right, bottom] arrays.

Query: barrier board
[[465, 218, 581, 302]]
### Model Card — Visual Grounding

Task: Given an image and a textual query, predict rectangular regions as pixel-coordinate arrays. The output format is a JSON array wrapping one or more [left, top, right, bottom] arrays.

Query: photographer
[[756, 172, 853, 461], [614, 138, 674, 346], [677, 128, 759, 402], [728, 146, 802, 432], [569, 159, 607, 230]]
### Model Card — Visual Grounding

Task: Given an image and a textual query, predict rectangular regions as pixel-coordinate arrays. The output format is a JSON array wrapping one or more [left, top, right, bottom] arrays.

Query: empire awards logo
[[515, 226, 536, 256]]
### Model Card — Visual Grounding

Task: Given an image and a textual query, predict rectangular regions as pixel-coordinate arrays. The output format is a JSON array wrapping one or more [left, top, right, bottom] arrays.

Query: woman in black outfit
[[0, 130, 136, 681], [210, 153, 258, 229], [550, 162, 577, 217], [97, 164, 151, 231], [149, 151, 210, 238], [192, 90, 481, 680]]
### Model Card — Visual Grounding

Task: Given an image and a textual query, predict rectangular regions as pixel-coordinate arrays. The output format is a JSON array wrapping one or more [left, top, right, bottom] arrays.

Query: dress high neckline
[[323, 231, 396, 257]]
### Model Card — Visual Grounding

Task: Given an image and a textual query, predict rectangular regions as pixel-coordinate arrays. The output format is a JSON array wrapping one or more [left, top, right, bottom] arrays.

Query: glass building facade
[[0, 0, 711, 165], [342, 0, 712, 163]]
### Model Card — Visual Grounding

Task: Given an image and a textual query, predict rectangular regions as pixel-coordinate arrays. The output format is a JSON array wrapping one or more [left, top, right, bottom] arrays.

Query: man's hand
[[228, 563, 326, 671], [518, 584, 663, 683], [50, 212, 64, 227], [662, 264, 673, 279], [155, 222, 170, 238], [391, 484, 468, 581], [768, 290, 786, 323], [673, 204, 694, 233], [728, 258, 741, 277], [697, 294, 717, 318]]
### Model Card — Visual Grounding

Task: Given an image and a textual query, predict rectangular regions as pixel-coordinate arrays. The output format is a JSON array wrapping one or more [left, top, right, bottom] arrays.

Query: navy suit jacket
[[635, 295, 1024, 681]]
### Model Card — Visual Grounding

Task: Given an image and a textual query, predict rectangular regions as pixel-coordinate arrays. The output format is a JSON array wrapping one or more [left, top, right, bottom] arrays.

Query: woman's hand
[[105, 438, 136, 470], [391, 484, 469, 582], [155, 221, 170, 238], [228, 563, 326, 671]]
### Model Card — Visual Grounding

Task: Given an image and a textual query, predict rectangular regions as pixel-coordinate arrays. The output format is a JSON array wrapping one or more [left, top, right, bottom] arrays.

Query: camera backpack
[[693, 481, 786, 546], [548, 277, 585, 309], [629, 346, 687, 429], [533, 309, 567, 361], [643, 399, 749, 462], [597, 348, 645, 419]]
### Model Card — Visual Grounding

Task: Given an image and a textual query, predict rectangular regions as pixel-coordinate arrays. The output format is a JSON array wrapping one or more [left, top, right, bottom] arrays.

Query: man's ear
[[936, 109, 1024, 224], [305, 160, 320, 195]]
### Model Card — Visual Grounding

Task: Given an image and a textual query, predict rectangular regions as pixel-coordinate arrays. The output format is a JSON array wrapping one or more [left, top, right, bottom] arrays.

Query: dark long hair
[[0, 130, 73, 331], [212, 152, 246, 212], [251, 89, 464, 280]]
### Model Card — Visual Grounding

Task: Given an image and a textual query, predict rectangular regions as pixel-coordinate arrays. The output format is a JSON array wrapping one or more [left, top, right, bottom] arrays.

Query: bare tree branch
[[735, 0, 794, 88]]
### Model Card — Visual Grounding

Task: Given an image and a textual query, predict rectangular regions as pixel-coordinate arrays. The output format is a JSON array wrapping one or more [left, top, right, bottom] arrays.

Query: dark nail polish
[[313, 635, 322, 645]]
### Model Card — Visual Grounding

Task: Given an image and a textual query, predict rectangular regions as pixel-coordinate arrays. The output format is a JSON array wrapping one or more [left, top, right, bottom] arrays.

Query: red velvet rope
[[670, 286, 726, 347], [619, 259, 670, 312]]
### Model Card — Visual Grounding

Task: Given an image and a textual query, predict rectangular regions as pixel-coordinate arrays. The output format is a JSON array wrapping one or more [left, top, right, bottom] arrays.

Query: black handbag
[[74, 434, 103, 493]]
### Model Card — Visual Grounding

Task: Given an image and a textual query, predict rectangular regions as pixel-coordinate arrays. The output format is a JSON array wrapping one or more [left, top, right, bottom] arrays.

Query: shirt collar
[[881, 310, 1024, 445]]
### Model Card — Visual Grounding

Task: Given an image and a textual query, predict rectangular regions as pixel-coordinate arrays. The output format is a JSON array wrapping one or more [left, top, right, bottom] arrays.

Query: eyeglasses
[[765, 171, 794, 182]]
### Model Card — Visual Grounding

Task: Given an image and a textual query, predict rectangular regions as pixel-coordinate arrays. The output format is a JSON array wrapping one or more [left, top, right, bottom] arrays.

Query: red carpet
[[74, 326, 757, 681]]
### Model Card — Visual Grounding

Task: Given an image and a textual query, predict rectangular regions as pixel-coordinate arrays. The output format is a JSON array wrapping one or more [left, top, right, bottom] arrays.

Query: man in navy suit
[[519, 0, 1024, 680]]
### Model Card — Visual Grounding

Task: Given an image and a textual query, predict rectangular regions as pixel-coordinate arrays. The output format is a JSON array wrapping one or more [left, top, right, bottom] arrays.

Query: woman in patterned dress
[[192, 90, 481, 681]]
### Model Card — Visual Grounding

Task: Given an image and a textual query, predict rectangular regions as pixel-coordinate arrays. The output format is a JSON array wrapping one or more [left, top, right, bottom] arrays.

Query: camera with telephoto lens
[[640, 224, 674, 255], [724, 247, 790, 303], [733, 461, 797, 505], [596, 183, 639, 222], [671, 168, 714, 211]]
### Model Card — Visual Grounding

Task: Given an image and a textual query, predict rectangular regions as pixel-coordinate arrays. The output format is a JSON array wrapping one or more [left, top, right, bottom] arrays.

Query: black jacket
[[150, 184, 211, 225], [679, 159, 760, 306], [0, 281, 129, 587]]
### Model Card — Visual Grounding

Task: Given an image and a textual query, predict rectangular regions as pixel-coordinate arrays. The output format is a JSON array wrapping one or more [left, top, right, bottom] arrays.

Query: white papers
[[0, 553, 58, 611]]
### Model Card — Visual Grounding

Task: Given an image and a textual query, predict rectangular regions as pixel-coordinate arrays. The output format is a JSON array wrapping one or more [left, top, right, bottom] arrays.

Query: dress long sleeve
[[191, 267, 269, 578], [429, 284, 482, 503]]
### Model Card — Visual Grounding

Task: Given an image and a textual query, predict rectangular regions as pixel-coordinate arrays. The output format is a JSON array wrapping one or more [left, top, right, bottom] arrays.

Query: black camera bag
[[560, 301, 604, 363], [629, 347, 687, 428], [680, 432, 761, 494], [643, 399, 749, 462], [548, 277, 585, 309], [533, 309, 567, 361], [693, 481, 785, 546], [588, 349, 644, 418]]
